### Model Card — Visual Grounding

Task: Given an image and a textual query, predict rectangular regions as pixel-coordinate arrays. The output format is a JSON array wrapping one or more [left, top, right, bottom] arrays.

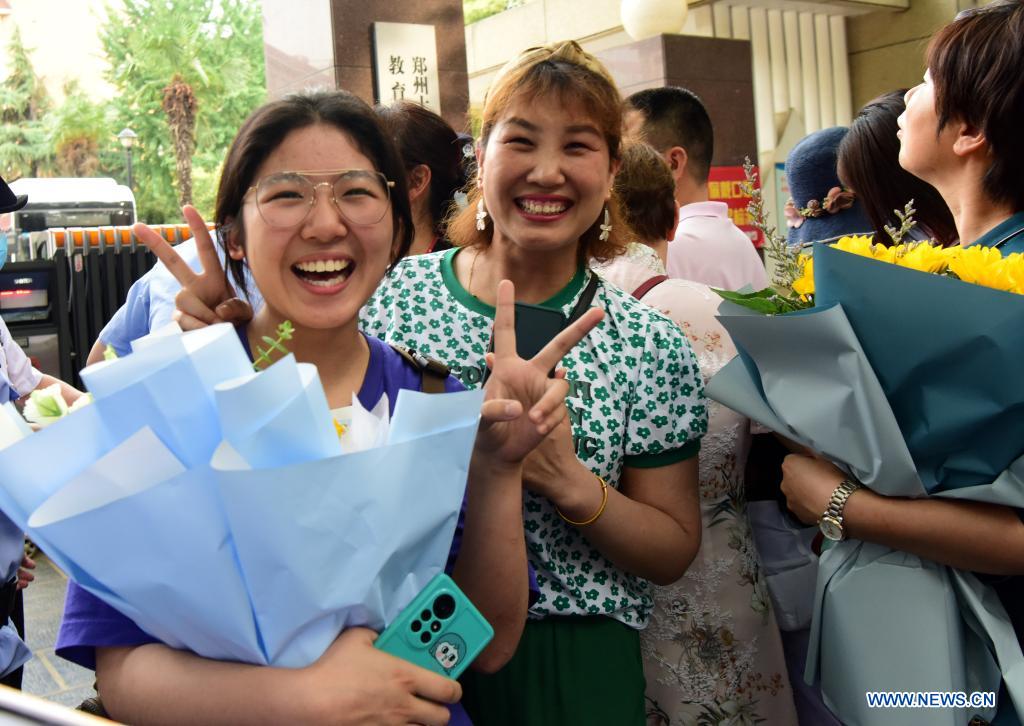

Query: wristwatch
[[818, 478, 862, 541]]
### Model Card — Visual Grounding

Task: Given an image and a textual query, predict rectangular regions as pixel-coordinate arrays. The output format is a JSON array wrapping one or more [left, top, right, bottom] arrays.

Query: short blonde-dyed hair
[[447, 41, 628, 263], [614, 142, 677, 243]]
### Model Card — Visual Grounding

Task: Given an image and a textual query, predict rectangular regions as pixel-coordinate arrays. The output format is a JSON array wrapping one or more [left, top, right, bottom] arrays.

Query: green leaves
[[712, 287, 811, 315]]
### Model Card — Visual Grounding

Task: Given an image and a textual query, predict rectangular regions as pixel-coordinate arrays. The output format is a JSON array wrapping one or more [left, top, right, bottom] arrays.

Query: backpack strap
[[389, 344, 451, 394], [631, 275, 668, 300]]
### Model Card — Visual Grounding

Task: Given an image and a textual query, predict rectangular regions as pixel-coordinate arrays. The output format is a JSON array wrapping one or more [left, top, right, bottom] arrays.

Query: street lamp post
[[117, 128, 138, 191]]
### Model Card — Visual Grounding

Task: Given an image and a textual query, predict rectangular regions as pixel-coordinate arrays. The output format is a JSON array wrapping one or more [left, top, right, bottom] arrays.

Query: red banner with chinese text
[[708, 166, 763, 248]]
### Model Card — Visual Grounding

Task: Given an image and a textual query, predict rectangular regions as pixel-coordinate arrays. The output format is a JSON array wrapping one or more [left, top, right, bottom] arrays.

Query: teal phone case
[[374, 573, 494, 679]]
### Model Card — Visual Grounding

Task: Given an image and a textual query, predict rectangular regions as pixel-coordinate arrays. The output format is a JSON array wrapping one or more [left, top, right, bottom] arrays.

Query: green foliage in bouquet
[[252, 321, 294, 371]]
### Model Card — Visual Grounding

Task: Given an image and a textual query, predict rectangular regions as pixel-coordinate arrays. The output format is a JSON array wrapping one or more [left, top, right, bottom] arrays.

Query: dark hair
[[838, 91, 958, 247], [614, 143, 677, 242], [927, 0, 1024, 211], [626, 86, 713, 183], [215, 91, 413, 299], [447, 41, 628, 263], [375, 101, 468, 236]]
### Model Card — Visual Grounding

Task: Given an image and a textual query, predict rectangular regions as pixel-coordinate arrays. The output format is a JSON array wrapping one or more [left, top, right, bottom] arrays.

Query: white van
[[1, 177, 136, 260]]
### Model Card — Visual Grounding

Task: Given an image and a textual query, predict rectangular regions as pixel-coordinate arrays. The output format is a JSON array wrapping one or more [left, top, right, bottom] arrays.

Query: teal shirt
[[973, 211, 1024, 254]]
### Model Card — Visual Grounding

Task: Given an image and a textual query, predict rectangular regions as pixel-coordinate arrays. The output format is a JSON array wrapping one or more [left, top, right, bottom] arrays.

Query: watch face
[[820, 516, 844, 541]]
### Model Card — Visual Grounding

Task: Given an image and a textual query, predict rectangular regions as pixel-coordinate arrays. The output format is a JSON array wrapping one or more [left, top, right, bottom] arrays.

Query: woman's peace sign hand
[[476, 279, 603, 465], [134, 205, 253, 329]]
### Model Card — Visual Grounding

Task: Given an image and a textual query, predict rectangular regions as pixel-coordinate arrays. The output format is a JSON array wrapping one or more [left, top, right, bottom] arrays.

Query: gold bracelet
[[556, 475, 609, 527]]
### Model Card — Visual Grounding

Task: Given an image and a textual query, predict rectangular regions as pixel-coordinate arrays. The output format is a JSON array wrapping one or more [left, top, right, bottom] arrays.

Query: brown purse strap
[[631, 275, 668, 300], [389, 344, 451, 394]]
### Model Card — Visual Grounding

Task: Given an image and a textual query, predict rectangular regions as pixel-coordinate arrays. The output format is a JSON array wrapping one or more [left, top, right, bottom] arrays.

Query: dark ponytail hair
[[837, 91, 958, 246], [375, 101, 466, 237]]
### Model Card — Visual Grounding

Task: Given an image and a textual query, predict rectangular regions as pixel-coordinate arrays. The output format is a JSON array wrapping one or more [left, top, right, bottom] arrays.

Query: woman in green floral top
[[362, 42, 707, 725]]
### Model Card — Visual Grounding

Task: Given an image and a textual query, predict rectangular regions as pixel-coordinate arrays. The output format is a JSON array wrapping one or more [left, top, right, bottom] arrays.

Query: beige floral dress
[[594, 244, 798, 726]]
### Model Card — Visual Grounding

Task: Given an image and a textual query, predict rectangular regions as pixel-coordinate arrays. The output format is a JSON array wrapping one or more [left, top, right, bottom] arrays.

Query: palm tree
[[162, 75, 198, 207]]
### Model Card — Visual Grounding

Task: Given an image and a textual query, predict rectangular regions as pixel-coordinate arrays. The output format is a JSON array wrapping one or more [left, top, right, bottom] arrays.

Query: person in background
[[749, 124, 875, 726], [624, 87, 767, 291], [782, 126, 874, 249], [783, 3, 1024, 722], [0, 175, 84, 688], [837, 90, 958, 246], [375, 101, 471, 256], [594, 142, 797, 725]]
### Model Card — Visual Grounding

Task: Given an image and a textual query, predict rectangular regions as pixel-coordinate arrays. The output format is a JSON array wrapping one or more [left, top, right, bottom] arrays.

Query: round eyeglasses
[[247, 169, 395, 229]]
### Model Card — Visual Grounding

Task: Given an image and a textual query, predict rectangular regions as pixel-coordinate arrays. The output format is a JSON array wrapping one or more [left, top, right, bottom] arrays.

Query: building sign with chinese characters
[[372, 22, 442, 115]]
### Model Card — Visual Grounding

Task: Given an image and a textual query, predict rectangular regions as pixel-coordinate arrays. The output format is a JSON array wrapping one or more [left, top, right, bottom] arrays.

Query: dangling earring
[[475, 198, 488, 231], [598, 206, 612, 241]]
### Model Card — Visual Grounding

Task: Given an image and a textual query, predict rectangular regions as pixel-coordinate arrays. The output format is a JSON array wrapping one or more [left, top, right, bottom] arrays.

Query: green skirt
[[460, 616, 646, 726]]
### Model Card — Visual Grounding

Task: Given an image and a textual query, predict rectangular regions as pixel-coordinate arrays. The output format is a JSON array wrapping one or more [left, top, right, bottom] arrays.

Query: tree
[[100, 0, 266, 221], [46, 80, 115, 178], [0, 26, 53, 179]]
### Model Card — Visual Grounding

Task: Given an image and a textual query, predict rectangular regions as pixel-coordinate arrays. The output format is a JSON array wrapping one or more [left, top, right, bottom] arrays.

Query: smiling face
[[478, 93, 617, 257], [231, 123, 394, 331]]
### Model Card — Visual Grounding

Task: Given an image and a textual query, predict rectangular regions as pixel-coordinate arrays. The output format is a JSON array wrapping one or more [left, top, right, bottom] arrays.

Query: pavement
[[20, 552, 96, 709]]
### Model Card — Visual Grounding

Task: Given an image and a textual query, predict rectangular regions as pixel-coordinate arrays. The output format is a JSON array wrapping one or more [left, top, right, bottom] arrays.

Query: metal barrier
[[43, 224, 213, 386]]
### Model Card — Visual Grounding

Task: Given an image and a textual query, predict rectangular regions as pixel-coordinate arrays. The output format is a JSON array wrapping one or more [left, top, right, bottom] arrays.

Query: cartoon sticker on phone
[[432, 633, 466, 673], [375, 573, 494, 679]]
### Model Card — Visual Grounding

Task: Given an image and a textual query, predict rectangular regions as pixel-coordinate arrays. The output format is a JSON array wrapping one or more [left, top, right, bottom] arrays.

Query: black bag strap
[[631, 275, 668, 300], [566, 273, 600, 326], [389, 344, 451, 394]]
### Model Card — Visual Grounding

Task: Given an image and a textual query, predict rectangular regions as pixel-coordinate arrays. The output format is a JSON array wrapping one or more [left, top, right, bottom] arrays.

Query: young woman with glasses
[[54, 90, 602, 726]]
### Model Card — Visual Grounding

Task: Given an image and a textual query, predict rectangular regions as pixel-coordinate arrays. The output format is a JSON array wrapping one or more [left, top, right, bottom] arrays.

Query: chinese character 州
[[392, 82, 406, 100], [412, 56, 428, 75], [389, 56, 405, 75], [414, 76, 429, 96]]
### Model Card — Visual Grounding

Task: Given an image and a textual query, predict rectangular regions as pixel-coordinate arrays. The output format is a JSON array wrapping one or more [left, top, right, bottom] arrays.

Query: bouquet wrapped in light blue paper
[[707, 243, 1024, 726], [0, 324, 483, 668]]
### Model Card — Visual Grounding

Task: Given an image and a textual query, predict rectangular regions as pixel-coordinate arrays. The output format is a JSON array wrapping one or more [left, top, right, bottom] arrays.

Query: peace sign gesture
[[134, 205, 254, 328], [476, 280, 604, 464]]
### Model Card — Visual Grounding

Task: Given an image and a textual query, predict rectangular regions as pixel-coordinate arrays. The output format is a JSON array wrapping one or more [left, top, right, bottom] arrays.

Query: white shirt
[[0, 317, 41, 399], [666, 201, 769, 291]]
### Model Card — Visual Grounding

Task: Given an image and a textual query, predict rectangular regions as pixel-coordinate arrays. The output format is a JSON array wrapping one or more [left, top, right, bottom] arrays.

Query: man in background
[[625, 87, 767, 291]]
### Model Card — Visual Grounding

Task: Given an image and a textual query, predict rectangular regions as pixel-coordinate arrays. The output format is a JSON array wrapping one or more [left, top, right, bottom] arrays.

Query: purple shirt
[[57, 335, 486, 723]]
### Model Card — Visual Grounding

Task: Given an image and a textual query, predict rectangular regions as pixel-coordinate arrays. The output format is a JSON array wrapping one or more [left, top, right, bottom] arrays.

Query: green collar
[[972, 211, 1024, 250], [440, 247, 588, 318]]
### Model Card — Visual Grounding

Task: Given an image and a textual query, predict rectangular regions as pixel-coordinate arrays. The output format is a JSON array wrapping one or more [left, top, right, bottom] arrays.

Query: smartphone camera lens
[[432, 594, 456, 620], [421, 609, 432, 621], [411, 620, 422, 632], [430, 621, 442, 633], [420, 632, 431, 644]]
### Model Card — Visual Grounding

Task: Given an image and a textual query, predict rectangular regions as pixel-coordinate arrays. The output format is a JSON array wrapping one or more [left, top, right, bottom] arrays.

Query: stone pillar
[[595, 34, 757, 167], [260, 0, 470, 131]]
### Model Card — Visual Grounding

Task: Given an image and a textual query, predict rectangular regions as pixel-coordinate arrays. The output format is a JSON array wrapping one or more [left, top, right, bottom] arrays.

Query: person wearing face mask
[[0, 175, 83, 688]]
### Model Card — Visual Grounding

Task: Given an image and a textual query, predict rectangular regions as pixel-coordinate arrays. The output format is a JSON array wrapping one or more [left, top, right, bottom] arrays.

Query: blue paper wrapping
[[706, 244, 1024, 725], [0, 324, 482, 668]]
